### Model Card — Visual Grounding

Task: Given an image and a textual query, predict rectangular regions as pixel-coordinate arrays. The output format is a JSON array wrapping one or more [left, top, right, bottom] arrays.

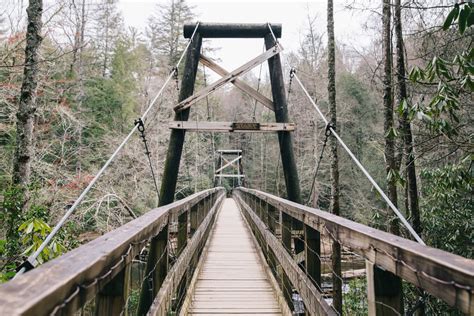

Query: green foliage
[[408, 3, 473, 136], [18, 217, 65, 264], [0, 186, 75, 282], [343, 278, 368, 315], [443, 2, 474, 34], [0, 185, 25, 259], [420, 160, 473, 258]]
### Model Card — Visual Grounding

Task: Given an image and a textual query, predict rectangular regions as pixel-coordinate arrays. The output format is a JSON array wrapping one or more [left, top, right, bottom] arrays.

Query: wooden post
[[178, 211, 188, 255], [267, 203, 278, 277], [264, 34, 302, 204], [281, 209, 294, 309], [366, 261, 404, 315], [175, 210, 189, 312], [190, 204, 198, 236], [304, 224, 321, 288], [95, 263, 131, 316], [137, 225, 168, 315], [158, 33, 202, 207]]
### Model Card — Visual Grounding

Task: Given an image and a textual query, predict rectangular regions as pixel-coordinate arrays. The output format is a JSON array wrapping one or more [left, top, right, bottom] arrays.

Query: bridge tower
[[159, 23, 302, 206]]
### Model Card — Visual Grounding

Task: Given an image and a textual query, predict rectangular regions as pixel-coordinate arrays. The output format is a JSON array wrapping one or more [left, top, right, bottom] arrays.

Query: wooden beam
[[264, 34, 302, 205], [214, 174, 245, 178], [217, 149, 242, 154], [174, 45, 282, 113], [169, 121, 295, 132], [200, 55, 274, 111], [215, 155, 242, 174], [236, 188, 474, 315], [184, 23, 282, 38]]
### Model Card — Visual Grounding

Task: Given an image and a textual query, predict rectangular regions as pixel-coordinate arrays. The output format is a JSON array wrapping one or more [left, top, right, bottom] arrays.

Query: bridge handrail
[[234, 187, 474, 315], [0, 187, 225, 315]]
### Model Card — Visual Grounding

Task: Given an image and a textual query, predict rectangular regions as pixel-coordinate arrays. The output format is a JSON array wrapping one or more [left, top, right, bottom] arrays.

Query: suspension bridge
[[0, 23, 472, 316]]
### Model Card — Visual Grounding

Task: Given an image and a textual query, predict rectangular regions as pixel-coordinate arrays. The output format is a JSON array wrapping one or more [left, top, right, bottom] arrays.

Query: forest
[[0, 0, 472, 315]]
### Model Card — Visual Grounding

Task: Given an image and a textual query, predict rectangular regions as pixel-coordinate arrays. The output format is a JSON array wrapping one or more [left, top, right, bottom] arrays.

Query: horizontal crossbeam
[[169, 121, 295, 132], [214, 174, 245, 178], [184, 23, 282, 38], [200, 55, 274, 111], [174, 45, 282, 113]]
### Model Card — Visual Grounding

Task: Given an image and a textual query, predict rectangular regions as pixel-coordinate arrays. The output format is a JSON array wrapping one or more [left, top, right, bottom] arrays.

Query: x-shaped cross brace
[[173, 45, 282, 113]]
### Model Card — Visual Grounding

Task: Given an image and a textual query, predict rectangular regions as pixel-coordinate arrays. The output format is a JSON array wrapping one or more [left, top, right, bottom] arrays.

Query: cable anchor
[[325, 122, 335, 137], [171, 66, 179, 91]]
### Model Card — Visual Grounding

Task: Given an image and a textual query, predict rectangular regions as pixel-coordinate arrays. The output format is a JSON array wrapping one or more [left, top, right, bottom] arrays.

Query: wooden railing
[[233, 187, 474, 315], [0, 187, 225, 316]]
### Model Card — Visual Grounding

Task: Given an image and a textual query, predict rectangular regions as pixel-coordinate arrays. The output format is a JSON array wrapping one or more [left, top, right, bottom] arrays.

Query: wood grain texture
[[188, 198, 283, 315], [200, 55, 274, 111], [0, 188, 223, 316], [235, 188, 474, 315], [169, 121, 295, 132]]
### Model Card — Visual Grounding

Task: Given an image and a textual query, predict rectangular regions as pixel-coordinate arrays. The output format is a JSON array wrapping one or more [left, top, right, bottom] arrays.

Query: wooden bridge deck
[[187, 198, 283, 315]]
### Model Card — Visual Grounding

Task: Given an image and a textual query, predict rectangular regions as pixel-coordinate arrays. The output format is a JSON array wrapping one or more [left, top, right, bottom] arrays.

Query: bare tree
[[12, 0, 43, 196]]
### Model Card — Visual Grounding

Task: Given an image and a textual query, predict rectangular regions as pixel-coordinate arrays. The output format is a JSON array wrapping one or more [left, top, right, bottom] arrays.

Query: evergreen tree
[[147, 0, 195, 66]]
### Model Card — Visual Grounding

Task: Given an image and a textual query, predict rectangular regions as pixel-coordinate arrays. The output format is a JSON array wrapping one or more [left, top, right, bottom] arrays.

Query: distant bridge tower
[[214, 149, 244, 187]]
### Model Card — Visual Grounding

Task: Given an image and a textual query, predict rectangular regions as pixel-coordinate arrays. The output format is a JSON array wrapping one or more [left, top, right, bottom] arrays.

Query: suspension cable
[[306, 124, 332, 206], [135, 118, 160, 205], [266, 23, 425, 245], [14, 22, 201, 278]]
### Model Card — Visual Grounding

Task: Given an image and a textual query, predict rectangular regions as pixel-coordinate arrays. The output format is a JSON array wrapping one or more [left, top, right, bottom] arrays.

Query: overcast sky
[[118, 0, 372, 71]]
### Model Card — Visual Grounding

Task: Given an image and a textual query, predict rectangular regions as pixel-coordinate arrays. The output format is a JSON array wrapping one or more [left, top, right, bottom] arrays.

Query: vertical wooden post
[[95, 263, 131, 316], [137, 225, 168, 315], [190, 203, 198, 236], [158, 33, 202, 207], [264, 34, 302, 204], [267, 203, 278, 277], [366, 261, 404, 315], [178, 211, 188, 255], [304, 224, 321, 288], [281, 209, 294, 309], [293, 219, 305, 271], [175, 210, 189, 312]]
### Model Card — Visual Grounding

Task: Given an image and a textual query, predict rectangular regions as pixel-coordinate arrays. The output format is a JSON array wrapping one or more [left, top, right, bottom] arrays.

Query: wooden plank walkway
[[188, 198, 282, 315]]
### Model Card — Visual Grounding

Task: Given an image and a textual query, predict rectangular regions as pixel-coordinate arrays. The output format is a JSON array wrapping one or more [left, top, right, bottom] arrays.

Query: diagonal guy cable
[[14, 22, 201, 278], [266, 23, 425, 245]]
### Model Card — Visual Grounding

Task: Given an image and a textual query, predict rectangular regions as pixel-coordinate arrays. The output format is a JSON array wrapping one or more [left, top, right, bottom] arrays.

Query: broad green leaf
[[443, 5, 459, 30], [459, 6, 469, 34]]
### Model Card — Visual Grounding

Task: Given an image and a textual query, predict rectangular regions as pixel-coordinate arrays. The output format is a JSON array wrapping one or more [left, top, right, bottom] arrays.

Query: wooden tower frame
[[159, 22, 302, 206]]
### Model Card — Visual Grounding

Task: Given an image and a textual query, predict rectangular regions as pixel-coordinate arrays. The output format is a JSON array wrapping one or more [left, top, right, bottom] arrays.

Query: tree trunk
[[394, 0, 421, 235], [378, 1, 405, 314], [394, 1, 424, 314], [326, 0, 342, 314], [13, 0, 43, 193]]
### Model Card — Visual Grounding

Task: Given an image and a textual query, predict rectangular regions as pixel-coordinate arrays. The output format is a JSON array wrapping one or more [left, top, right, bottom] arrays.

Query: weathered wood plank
[[200, 55, 274, 111], [169, 121, 295, 132], [236, 188, 474, 315], [184, 23, 282, 38], [187, 199, 285, 315], [234, 194, 336, 316], [174, 45, 282, 113]]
